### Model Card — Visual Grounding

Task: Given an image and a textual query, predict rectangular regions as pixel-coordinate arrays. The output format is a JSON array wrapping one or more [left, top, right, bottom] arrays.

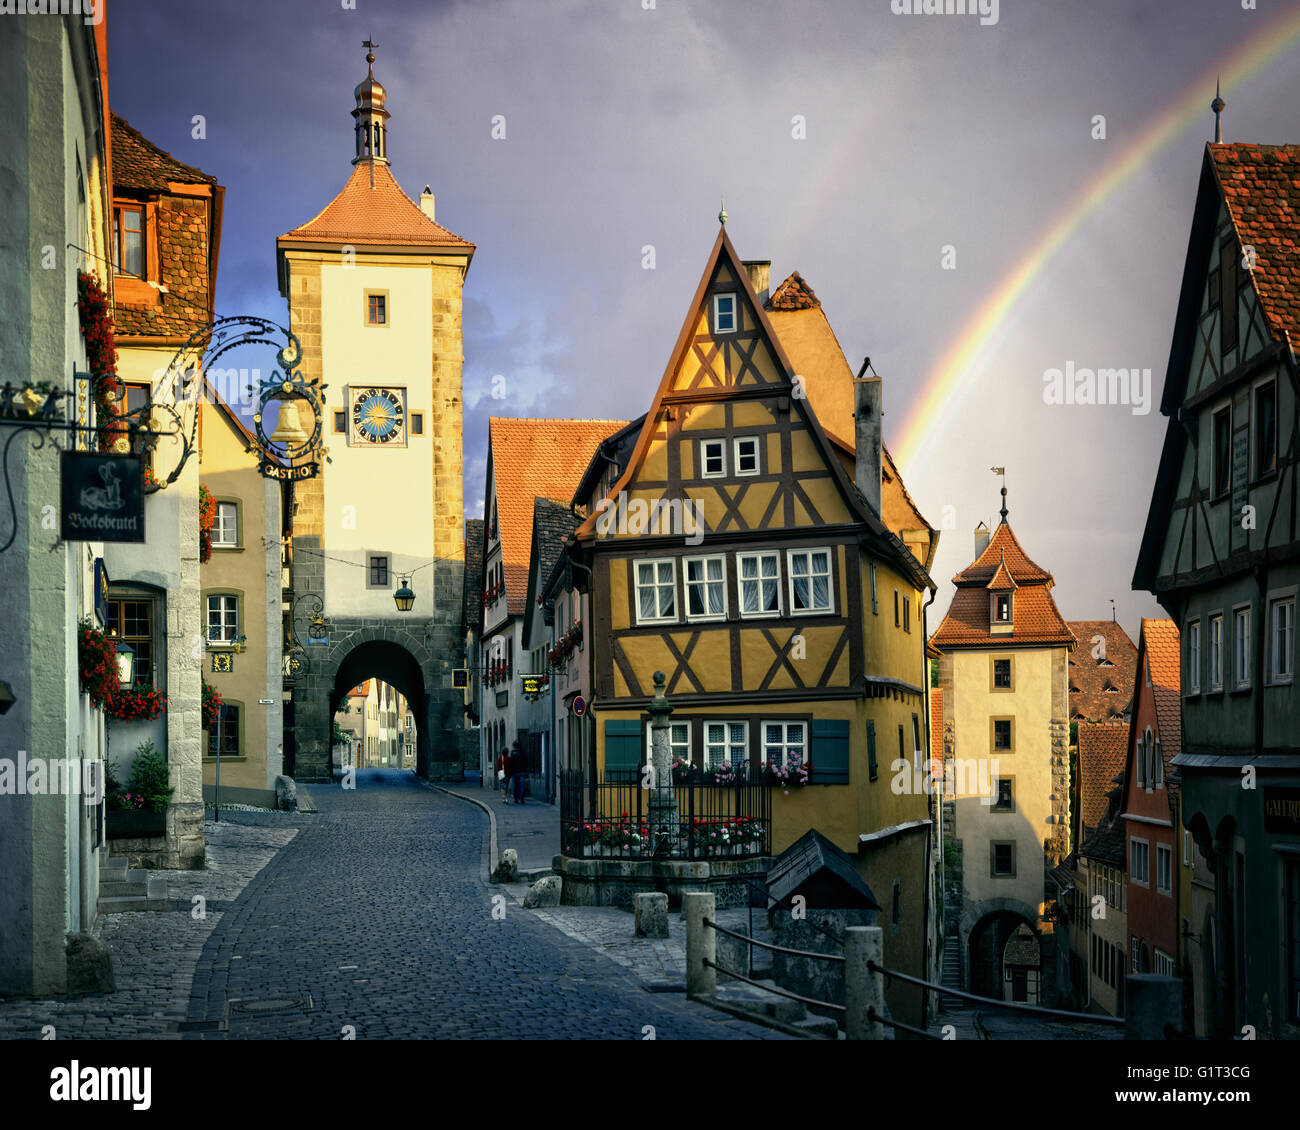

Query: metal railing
[[558, 768, 770, 861]]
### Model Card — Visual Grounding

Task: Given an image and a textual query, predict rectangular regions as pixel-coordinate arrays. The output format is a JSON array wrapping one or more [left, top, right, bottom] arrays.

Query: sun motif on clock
[[350, 387, 406, 445]]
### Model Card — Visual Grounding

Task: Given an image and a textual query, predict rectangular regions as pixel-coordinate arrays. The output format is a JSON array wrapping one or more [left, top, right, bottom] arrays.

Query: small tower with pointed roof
[[276, 44, 475, 783], [930, 483, 1077, 1005]]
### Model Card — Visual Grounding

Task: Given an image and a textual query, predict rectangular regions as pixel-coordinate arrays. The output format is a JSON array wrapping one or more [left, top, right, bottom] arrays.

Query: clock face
[[350, 387, 405, 445]]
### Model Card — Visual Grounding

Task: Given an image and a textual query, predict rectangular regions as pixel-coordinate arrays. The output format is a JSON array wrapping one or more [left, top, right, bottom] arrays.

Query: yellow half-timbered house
[[569, 226, 939, 1024]]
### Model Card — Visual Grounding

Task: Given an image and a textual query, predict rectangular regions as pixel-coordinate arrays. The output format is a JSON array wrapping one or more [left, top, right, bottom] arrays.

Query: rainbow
[[893, 5, 1300, 469]]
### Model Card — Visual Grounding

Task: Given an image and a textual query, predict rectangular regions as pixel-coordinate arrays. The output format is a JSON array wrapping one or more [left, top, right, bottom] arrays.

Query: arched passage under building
[[968, 910, 1042, 1003], [330, 641, 429, 778]]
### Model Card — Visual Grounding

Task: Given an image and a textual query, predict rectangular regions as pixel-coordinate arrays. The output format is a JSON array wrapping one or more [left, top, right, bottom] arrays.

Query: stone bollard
[[684, 891, 716, 999], [1124, 974, 1182, 1039], [634, 892, 669, 938], [845, 925, 884, 1040]]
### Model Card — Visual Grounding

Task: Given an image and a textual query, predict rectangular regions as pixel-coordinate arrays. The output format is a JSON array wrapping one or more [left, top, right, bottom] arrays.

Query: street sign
[[61, 452, 145, 542], [571, 696, 586, 717], [451, 668, 469, 689], [520, 674, 546, 696]]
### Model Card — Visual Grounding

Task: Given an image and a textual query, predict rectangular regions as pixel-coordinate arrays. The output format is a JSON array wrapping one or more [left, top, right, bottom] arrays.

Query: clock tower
[[275, 43, 474, 780]]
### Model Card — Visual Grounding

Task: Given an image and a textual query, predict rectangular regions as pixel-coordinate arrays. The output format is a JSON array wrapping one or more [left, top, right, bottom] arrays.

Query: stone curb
[[427, 783, 498, 883]]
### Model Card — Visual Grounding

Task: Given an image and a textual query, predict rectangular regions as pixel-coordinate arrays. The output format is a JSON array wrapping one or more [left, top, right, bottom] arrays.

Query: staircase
[[97, 856, 169, 914], [714, 967, 842, 1039], [939, 914, 966, 1011]]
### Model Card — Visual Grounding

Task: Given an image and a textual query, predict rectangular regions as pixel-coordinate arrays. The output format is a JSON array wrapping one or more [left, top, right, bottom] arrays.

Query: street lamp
[[394, 575, 415, 612], [114, 638, 135, 686]]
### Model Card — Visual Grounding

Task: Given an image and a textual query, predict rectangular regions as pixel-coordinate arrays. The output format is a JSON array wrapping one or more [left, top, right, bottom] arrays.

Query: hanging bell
[[268, 392, 311, 447]]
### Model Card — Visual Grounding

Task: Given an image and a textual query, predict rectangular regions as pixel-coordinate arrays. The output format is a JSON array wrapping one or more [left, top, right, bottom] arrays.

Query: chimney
[[743, 260, 770, 306], [420, 185, 436, 222], [974, 521, 991, 559], [853, 364, 882, 518]]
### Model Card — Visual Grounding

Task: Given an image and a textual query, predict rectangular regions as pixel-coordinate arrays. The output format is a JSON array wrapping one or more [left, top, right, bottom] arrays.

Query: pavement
[[434, 776, 559, 875], [0, 769, 787, 1040]]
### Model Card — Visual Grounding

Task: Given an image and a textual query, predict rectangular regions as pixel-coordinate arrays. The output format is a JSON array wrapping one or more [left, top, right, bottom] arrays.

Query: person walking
[[497, 748, 510, 801], [508, 741, 527, 805]]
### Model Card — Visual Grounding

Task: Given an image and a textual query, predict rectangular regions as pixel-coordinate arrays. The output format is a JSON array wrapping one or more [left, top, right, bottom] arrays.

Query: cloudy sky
[[107, 0, 1300, 638]]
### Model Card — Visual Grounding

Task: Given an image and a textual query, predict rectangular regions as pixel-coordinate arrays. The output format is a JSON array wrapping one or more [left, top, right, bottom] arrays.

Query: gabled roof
[[489, 417, 628, 617], [1210, 142, 1300, 350], [1065, 620, 1138, 722], [522, 499, 582, 649], [1137, 617, 1183, 794], [277, 161, 473, 249], [463, 518, 485, 636], [953, 522, 1052, 585], [986, 553, 1017, 592], [767, 828, 880, 911], [1077, 721, 1131, 835], [766, 270, 820, 311], [111, 112, 216, 191]]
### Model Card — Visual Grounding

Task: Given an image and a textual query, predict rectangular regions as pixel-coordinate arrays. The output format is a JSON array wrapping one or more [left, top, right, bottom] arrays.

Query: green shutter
[[811, 719, 850, 784], [604, 719, 642, 782], [867, 720, 878, 782]]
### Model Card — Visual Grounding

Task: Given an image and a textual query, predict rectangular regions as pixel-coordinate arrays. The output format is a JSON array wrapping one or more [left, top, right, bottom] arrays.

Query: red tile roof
[[111, 112, 216, 190], [1065, 620, 1137, 722], [953, 522, 1053, 585], [1141, 617, 1182, 759], [1077, 721, 1130, 835], [930, 688, 944, 781], [279, 161, 473, 248], [986, 553, 1017, 591], [1209, 143, 1300, 350], [765, 271, 820, 310], [489, 418, 629, 616]]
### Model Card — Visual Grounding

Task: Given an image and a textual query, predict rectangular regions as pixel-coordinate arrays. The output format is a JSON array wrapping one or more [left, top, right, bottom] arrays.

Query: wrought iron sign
[[247, 333, 329, 481], [60, 451, 146, 543]]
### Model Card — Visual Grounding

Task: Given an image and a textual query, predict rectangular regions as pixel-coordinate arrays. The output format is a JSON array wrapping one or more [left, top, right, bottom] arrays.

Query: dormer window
[[112, 203, 144, 277], [712, 293, 737, 334]]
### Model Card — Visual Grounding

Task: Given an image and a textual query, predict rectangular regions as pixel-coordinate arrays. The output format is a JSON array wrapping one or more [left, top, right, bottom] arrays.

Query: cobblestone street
[[2, 771, 786, 1041]]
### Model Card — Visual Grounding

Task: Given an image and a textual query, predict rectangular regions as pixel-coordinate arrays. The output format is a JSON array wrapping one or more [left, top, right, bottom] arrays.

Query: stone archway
[[290, 619, 461, 782], [963, 899, 1042, 1002]]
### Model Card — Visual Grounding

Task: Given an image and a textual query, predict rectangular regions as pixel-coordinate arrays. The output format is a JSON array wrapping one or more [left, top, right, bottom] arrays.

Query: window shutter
[[867, 720, 878, 782], [604, 719, 642, 782], [811, 719, 850, 784]]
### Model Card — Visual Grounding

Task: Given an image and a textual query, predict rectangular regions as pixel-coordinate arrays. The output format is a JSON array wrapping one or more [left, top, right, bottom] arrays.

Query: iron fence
[[558, 767, 770, 860]]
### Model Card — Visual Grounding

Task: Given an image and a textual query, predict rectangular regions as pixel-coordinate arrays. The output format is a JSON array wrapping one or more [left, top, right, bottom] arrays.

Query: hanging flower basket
[[76, 270, 126, 453], [106, 684, 167, 722], [77, 619, 121, 711], [201, 680, 223, 728], [199, 484, 216, 564]]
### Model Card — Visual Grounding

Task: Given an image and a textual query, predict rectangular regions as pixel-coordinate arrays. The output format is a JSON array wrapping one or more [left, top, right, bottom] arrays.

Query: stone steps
[[97, 856, 169, 914]]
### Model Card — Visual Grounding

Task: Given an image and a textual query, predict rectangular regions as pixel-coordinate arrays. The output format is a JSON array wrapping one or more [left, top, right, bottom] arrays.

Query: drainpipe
[[920, 582, 938, 1025]]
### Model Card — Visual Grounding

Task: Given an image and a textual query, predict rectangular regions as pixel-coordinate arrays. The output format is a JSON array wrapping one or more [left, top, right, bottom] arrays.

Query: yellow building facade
[[570, 228, 938, 1025]]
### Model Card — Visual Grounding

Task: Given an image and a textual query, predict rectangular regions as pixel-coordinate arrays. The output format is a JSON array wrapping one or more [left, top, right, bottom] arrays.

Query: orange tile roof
[[930, 688, 944, 781], [766, 271, 820, 310], [1141, 617, 1182, 758], [1077, 721, 1130, 835], [932, 520, 1073, 649], [1066, 620, 1138, 722], [278, 162, 473, 248], [489, 418, 629, 616], [986, 553, 1017, 591], [1210, 143, 1300, 349], [953, 522, 1053, 585]]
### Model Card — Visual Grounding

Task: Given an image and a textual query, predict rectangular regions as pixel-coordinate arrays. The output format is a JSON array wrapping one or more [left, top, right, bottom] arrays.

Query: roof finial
[[991, 466, 1008, 524], [718, 198, 727, 226], [1212, 77, 1225, 144]]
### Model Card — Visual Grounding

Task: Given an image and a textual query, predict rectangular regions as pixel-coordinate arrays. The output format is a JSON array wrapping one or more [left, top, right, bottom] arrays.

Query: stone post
[[647, 670, 678, 854], [684, 891, 716, 999], [1124, 974, 1182, 1040], [845, 925, 884, 1040]]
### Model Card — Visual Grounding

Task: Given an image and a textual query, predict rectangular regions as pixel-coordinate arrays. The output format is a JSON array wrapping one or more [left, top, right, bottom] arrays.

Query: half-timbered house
[[1133, 139, 1300, 1039], [566, 225, 938, 1025]]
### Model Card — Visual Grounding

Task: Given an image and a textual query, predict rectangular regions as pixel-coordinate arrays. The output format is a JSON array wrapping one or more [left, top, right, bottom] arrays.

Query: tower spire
[[991, 466, 1008, 524], [352, 39, 391, 168], [1212, 78, 1225, 144]]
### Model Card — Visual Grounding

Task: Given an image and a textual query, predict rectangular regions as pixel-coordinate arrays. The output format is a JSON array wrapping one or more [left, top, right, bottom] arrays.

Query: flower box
[[106, 810, 166, 839]]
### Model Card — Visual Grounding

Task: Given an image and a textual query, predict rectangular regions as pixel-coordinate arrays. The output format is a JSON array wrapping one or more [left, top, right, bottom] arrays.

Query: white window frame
[[1186, 618, 1201, 695], [206, 593, 239, 646], [737, 551, 781, 618], [1154, 738, 1162, 788], [683, 554, 727, 622], [1154, 949, 1176, 977], [1208, 612, 1224, 691], [712, 292, 737, 334], [1233, 603, 1251, 689], [733, 435, 760, 476], [1251, 376, 1277, 480], [704, 720, 748, 772], [646, 720, 691, 764], [699, 438, 726, 479], [1136, 732, 1146, 788], [761, 720, 806, 770], [786, 547, 834, 615], [633, 558, 678, 625], [212, 501, 238, 548], [1130, 836, 1150, 888], [1156, 843, 1173, 896], [1269, 592, 1295, 684]]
